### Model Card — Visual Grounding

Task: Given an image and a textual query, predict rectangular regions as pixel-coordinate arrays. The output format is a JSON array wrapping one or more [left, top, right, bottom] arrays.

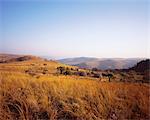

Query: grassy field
[[0, 59, 150, 119]]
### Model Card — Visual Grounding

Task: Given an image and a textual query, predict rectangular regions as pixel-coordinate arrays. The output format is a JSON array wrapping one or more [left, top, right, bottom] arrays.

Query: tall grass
[[0, 71, 149, 119]]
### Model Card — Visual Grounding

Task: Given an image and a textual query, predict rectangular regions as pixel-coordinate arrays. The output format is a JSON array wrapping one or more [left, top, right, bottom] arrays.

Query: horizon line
[[0, 52, 149, 60]]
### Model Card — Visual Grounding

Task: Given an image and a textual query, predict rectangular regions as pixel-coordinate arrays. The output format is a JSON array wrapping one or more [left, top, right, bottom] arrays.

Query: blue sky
[[0, 0, 149, 58]]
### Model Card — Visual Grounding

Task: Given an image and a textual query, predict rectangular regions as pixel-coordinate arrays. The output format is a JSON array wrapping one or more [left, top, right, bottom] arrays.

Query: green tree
[[107, 73, 113, 82]]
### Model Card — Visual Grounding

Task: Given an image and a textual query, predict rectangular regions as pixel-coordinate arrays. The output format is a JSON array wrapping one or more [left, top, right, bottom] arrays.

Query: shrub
[[57, 66, 66, 74], [31, 63, 35, 66], [63, 70, 72, 75], [86, 72, 92, 76], [78, 71, 87, 76], [71, 68, 74, 71], [43, 63, 47, 66], [42, 71, 46, 74], [93, 73, 101, 78], [102, 73, 107, 77], [43, 69, 48, 74], [66, 67, 70, 70], [92, 68, 98, 71], [102, 73, 113, 82], [25, 70, 29, 73], [107, 73, 113, 82]]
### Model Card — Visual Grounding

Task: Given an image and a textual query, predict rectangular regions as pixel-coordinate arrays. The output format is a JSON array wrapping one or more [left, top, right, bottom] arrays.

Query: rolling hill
[[0, 54, 150, 119], [130, 59, 150, 72], [0, 53, 43, 63], [59, 57, 144, 70], [129, 59, 150, 82]]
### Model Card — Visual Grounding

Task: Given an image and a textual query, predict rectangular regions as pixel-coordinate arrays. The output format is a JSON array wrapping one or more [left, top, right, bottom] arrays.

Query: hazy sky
[[0, 0, 149, 58]]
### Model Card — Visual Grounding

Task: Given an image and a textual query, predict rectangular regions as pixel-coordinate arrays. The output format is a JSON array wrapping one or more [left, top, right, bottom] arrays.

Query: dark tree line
[[57, 66, 114, 82]]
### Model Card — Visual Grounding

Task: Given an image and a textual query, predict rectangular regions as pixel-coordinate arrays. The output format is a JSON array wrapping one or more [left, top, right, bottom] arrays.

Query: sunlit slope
[[0, 54, 149, 119], [0, 56, 76, 74], [0, 71, 149, 119]]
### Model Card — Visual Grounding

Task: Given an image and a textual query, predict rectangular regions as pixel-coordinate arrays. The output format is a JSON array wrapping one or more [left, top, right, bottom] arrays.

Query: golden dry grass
[[0, 60, 150, 119]]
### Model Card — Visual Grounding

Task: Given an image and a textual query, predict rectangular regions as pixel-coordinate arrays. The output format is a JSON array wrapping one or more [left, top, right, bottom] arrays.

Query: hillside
[[129, 59, 150, 82], [0, 54, 150, 119], [0, 54, 22, 63], [130, 59, 150, 72], [0, 54, 74, 75], [59, 57, 143, 70], [0, 54, 43, 63]]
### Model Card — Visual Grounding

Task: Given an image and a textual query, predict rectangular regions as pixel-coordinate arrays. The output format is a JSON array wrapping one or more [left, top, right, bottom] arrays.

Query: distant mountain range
[[0, 54, 147, 70], [58, 57, 145, 70]]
